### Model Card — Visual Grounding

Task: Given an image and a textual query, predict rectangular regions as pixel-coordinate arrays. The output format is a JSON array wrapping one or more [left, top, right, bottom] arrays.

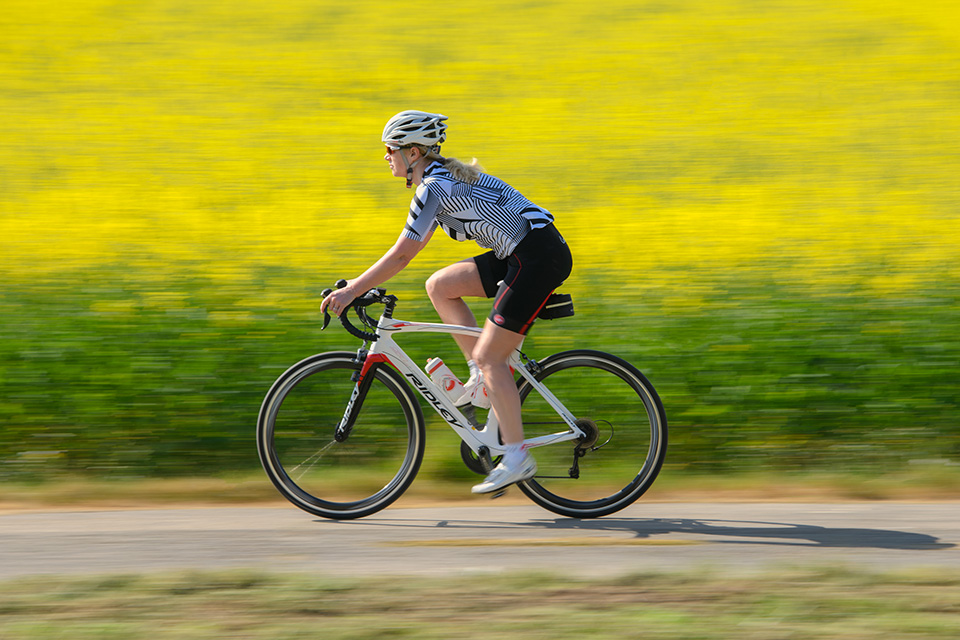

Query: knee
[[471, 344, 501, 376], [424, 270, 443, 301], [472, 350, 492, 376], [471, 344, 487, 370], [425, 268, 455, 302]]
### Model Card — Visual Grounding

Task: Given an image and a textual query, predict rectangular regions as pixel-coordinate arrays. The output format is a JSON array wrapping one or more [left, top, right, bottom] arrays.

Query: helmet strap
[[400, 149, 423, 189]]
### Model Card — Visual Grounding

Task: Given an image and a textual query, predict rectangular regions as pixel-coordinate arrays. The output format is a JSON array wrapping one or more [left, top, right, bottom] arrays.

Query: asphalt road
[[2, 502, 957, 580]]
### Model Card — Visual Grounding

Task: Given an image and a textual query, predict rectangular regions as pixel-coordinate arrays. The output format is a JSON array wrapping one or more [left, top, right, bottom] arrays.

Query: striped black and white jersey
[[402, 161, 554, 259]]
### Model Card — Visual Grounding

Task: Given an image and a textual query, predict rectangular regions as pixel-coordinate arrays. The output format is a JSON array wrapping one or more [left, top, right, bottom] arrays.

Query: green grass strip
[[2, 567, 959, 639]]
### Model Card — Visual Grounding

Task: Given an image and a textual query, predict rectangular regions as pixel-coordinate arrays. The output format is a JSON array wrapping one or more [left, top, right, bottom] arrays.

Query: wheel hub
[[575, 418, 600, 449]]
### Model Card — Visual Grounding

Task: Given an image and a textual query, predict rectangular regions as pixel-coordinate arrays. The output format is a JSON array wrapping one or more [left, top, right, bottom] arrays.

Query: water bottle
[[425, 357, 465, 404]]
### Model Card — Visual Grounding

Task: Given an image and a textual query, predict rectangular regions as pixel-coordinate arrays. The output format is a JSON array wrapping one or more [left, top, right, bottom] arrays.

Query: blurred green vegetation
[[1, 0, 958, 482], [2, 263, 957, 480], [3, 568, 960, 639]]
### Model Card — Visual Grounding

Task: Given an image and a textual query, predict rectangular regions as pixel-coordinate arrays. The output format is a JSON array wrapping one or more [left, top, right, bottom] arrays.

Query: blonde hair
[[415, 146, 485, 183], [441, 156, 485, 183]]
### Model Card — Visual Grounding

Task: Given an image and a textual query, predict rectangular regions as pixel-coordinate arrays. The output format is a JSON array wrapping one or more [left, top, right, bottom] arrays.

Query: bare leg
[[472, 320, 526, 445], [425, 259, 487, 361], [470, 319, 539, 494]]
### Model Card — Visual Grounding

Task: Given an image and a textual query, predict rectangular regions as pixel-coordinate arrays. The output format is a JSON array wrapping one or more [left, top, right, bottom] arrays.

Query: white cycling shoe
[[455, 371, 491, 409], [472, 455, 537, 494]]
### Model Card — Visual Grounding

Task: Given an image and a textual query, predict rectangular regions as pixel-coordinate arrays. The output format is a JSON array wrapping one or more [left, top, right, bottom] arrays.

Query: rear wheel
[[516, 350, 667, 518], [257, 352, 425, 519]]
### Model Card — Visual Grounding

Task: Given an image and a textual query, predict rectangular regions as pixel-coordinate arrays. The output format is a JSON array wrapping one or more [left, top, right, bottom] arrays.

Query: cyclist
[[320, 110, 573, 494]]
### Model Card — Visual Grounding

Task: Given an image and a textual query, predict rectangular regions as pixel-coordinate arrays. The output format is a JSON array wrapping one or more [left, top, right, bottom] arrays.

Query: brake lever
[[318, 282, 386, 342], [320, 287, 333, 331]]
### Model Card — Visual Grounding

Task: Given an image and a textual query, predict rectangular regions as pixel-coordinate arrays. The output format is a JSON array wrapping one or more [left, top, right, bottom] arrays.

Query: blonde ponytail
[[441, 156, 484, 183], [418, 146, 485, 183]]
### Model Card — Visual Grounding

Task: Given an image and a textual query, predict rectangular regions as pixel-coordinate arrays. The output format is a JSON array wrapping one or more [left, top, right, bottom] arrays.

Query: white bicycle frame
[[341, 310, 587, 457]]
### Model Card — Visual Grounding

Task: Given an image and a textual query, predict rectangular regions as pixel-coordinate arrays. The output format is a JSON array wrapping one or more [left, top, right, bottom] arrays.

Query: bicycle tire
[[516, 350, 667, 518], [257, 351, 425, 520]]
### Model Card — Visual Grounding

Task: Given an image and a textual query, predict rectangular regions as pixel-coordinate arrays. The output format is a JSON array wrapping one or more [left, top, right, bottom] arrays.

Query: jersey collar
[[422, 160, 445, 178]]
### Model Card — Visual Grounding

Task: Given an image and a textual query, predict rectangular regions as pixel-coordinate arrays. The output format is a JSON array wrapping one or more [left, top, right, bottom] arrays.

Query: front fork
[[335, 348, 380, 442]]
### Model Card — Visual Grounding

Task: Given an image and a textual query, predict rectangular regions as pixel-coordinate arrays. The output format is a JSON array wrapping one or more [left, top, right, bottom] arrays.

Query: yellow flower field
[[2, 0, 960, 480], [2, 0, 958, 298]]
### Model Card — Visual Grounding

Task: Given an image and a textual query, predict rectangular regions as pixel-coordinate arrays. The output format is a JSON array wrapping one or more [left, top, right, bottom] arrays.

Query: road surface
[[1, 502, 957, 579]]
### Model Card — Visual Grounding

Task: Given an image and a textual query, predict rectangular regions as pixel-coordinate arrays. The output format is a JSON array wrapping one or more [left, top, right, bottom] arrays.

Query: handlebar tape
[[321, 285, 389, 342]]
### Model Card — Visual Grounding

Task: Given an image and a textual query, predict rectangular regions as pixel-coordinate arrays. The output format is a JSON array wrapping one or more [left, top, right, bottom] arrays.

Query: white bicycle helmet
[[382, 110, 448, 151]]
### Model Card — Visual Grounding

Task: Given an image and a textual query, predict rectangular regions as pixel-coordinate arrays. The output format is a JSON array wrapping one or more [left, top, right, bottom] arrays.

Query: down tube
[[374, 340, 489, 450]]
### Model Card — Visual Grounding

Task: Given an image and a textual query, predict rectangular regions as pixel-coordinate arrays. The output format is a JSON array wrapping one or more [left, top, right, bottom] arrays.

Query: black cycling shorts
[[472, 224, 573, 335]]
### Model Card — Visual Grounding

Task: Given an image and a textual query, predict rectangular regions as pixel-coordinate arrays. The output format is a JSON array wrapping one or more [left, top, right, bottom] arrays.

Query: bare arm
[[320, 232, 430, 315]]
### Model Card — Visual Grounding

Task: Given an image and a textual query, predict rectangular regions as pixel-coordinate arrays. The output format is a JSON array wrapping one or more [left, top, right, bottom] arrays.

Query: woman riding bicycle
[[320, 110, 573, 494]]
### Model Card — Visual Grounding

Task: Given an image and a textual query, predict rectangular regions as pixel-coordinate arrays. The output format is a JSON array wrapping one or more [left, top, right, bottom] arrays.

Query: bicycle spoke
[[516, 350, 667, 518], [289, 438, 339, 482], [257, 353, 425, 520]]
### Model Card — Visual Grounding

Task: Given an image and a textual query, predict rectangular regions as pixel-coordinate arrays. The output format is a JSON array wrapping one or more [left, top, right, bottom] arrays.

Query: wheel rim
[[516, 353, 665, 515], [260, 356, 423, 517]]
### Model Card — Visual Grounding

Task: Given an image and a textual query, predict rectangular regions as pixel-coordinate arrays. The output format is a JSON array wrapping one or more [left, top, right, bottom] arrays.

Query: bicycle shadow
[[338, 514, 954, 552], [514, 517, 955, 551]]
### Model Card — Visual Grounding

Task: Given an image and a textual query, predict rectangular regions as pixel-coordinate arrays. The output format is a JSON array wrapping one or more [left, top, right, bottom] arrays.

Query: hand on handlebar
[[320, 280, 393, 342], [320, 279, 356, 317]]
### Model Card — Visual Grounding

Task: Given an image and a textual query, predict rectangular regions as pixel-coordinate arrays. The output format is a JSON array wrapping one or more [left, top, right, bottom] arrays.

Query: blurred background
[[1, 0, 957, 489]]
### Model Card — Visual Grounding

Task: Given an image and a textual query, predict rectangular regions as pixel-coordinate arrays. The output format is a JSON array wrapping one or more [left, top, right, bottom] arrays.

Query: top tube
[[323, 283, 491, 344]]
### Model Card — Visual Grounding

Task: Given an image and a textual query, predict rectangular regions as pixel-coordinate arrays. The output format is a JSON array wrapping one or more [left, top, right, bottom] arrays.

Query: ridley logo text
[[404, 373, 466, 429]]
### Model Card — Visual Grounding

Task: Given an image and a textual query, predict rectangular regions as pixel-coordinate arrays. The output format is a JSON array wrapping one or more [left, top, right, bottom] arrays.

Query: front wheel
[[517, 350, 667, 518], [257, 351, 426, 519]]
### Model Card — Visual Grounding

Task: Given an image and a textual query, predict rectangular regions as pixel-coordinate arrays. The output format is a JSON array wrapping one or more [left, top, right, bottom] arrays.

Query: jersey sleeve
[[402, 182, 440, 242]]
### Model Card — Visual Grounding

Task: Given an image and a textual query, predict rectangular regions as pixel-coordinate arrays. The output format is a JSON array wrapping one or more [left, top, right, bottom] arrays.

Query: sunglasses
[[385, 145, 410, 155]]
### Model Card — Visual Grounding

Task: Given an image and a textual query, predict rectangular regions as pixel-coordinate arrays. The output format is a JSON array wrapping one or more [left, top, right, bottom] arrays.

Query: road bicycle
[[256, 281, 667, 520]]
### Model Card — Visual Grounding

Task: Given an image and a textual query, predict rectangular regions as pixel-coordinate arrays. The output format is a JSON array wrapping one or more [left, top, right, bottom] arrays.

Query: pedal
[[476, 446, 508, 498]]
